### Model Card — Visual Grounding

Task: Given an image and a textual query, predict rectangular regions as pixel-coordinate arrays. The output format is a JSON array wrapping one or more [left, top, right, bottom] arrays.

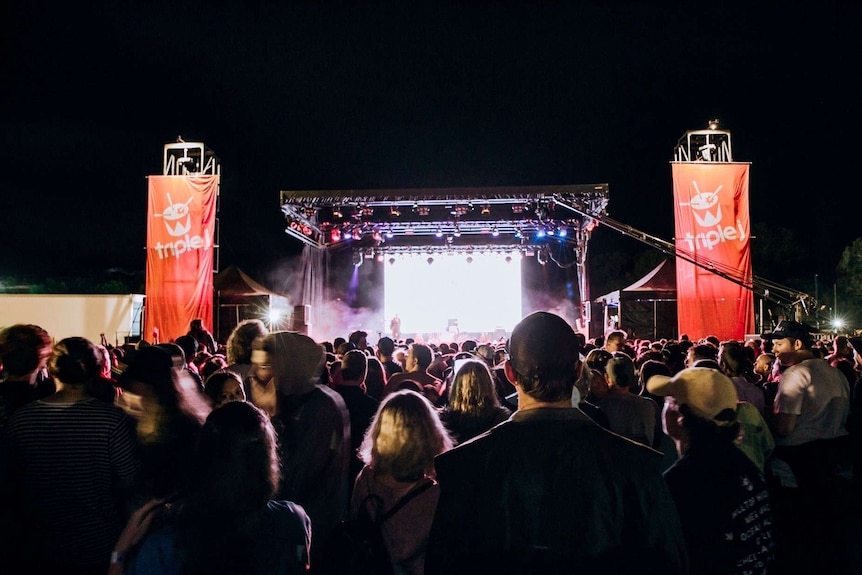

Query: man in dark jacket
[[425, 311, 687, 574]]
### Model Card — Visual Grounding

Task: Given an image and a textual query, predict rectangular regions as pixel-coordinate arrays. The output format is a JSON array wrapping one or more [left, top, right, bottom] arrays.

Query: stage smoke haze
[[261, 245, 588, 345], [263, 251, 386, 344]]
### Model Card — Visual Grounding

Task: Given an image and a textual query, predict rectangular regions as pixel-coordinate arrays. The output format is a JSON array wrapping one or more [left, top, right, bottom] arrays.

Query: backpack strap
[[380, 477, 436, 524]]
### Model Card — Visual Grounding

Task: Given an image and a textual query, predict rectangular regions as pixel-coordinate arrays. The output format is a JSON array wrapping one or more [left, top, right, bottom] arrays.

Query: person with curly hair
[[225, 319, 268, 383]]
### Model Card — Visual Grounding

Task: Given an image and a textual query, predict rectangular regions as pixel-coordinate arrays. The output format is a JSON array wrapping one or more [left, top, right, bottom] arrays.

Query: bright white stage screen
[[384, 252, 522, 336]]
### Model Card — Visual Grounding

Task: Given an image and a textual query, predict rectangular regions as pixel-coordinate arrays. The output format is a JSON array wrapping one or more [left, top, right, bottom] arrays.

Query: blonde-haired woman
[[439, 358, 511, 444], [350, 390, 453, 575]]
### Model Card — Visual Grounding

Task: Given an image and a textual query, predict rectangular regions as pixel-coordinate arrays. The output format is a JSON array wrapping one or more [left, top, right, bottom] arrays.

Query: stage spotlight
[[376, 253, 385, 262], [390, 206, 401, 217], [466, 256, 473, 264], [427, 256, 434, 265], [435, 226, 443, 238], [267, 308, 282, 328], [333, 207, 343, 219], [330, 228, 342, 242], [453, 225, 461, 237], [505, 255, 512, 264], [708, 118, 720, 130], [352, 251, 364, 267], [491, 225, 499, 237], [372, 228, 383, 243], [536, 227, 546, 238], [481, 204, 491, 215], [385, 227, 395, 239], [558, 227, 568, 237], [388, 257, 396, 265]]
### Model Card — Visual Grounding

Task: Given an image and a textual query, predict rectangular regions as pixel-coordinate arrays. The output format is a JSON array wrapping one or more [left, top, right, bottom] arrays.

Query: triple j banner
[[672, 163, 754, 340], [144, 175, 218, 342]]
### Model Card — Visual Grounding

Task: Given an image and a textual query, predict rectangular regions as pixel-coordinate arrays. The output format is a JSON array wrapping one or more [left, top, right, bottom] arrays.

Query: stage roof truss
[[280, 184, 609, 250]]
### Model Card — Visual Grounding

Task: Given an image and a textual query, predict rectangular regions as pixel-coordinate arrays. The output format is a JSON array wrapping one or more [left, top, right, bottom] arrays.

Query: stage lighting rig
[[280, 184, 609, 251]]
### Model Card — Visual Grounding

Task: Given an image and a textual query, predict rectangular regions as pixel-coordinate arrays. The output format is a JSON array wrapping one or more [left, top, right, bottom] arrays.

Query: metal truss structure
[[163, 140, 221, 176], [279, 184, 609, 254], [280, 184, 609, 329]]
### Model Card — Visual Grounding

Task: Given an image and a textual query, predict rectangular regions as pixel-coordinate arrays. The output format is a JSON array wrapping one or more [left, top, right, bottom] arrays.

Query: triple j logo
[[156, 193, 192, 237], [152, 192, 212, 259], [679, 180, 746, 251]]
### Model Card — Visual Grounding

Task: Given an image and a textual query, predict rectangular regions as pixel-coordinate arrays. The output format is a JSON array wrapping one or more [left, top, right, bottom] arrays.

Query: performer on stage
[[390, 314, 402, 341]]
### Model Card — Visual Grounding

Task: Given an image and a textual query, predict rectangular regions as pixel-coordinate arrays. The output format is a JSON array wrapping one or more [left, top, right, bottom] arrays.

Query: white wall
[[0, 294, 144, 346]]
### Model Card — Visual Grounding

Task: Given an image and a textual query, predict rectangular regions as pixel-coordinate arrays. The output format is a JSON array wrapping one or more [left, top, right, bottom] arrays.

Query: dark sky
[[2, 1, 860, 291]]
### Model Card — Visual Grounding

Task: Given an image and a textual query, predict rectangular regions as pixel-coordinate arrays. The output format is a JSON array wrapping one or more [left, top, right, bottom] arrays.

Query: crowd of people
[[1, 314, 860, 574]]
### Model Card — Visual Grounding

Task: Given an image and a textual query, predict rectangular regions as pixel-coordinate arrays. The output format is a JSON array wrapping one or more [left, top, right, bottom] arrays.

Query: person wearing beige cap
[[648, 367, 774, 575]]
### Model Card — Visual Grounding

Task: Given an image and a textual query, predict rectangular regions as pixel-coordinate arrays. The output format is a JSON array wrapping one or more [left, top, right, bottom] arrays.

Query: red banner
[[672, 163, 754, 340], [144, 176, 218, 343]]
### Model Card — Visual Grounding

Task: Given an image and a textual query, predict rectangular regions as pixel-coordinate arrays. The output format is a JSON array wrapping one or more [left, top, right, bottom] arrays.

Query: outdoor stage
[[280, 184, 609, 342]]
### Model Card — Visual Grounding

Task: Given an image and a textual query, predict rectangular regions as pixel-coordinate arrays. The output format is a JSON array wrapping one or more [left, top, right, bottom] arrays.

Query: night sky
[[2, 1, 860, 297]]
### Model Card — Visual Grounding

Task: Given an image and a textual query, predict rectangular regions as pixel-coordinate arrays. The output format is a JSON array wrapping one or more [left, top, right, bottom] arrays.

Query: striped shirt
[[6, 398, 142, 566]]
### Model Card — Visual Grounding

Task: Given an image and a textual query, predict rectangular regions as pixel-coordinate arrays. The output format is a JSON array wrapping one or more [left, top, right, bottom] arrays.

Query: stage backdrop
[[144, 175, 218, 343], [672, 163, 754, 340]]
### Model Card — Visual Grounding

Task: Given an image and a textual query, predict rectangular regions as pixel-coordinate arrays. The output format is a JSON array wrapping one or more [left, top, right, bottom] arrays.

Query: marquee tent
[[214, 265, 290, 343], [596, 259, 678, 341]]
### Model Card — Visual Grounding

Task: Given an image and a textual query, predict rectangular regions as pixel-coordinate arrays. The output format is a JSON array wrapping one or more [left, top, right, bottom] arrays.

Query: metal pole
[[814, 274, 819, 329], [759, 296, 763, 334], [834, 284, 838, 318]]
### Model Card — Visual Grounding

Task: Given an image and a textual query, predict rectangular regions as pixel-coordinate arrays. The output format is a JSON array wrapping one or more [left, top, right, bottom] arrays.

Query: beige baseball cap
[[647, 367, 738, 423]]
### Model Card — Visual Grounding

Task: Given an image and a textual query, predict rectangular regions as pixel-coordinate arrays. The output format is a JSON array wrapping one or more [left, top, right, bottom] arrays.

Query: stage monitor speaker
[[291, 305, 310, 324]]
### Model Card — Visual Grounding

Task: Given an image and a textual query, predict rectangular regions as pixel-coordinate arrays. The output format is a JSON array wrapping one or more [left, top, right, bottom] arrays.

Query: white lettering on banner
[[678, 179, 748, 251], [682, 219, 747, 251], [153, 229, 212, 259]]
